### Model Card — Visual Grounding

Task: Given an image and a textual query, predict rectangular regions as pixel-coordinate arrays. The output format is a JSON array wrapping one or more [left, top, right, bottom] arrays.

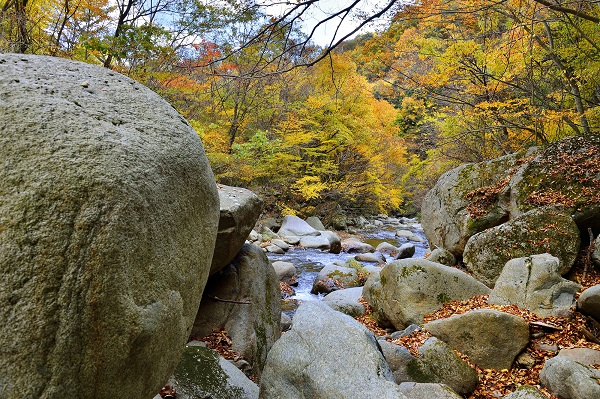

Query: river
[[266, 218, 429, 312]]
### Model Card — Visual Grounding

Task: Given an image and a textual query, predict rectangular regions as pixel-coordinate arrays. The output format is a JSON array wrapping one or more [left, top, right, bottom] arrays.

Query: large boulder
[[211, 185, 263, 275], [258, 302, 408, 399], [157, 343, 259, 399], [0, 54, 220, 399], [507, 136, 600, 232], [379, 337, 478, 396], [424, 309, 530, 370], [577, 284, 600, 320], [463, 206, 580, 287], [278, 215, 320, 237], [421, 152, 528, 256], [191, 244, 281, 375], [489, 254, 582, 317], [364, 259, 490, 329], [539, 355, 600, 399]]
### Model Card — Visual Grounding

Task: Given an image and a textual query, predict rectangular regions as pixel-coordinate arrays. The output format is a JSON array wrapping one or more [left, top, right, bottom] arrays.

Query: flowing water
[[266, 219, 429, 313]]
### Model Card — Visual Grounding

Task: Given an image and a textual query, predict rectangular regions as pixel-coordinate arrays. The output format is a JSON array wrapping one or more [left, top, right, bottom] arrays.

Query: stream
[[266, 218, 429, 312]]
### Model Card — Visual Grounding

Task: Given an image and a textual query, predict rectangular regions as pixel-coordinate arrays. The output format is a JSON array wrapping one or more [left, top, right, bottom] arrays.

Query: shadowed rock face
[[0, 54, 219, 399]]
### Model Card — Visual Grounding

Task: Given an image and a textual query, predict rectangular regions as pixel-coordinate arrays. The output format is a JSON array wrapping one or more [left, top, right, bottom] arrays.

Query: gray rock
[[355, 251, 386, 263], [281, 313, 292, 332], [362, 270, 394, 329], [248, 229, 260, 242], [160, 344, 259, 399], [398, 382, 463, 399], [489, 254, 582, 317], [311, 264, 361, 295], [540, 355, 600, 399], [342, 238, 375, 253], [427, 248, 456, 266], [464, 206, 581, 287], [322, 287, 366, 317], [258, 302, 408, 399], [281, 235, 300, 245], [577, 284, 600, 320], [397, 243, 416, 259], [212, 185, 263, 275], [502, 385, 547, 399], [265, 245, 285, 254], [379, 338, 477, 396], [305, 216, 326, 230], [271, 239, 290, 251], [593, 238, 600, 267], [558, 348, 600, 366], [318, 230, 342, 254], [376, 242, 400, 257], [278, 215, 320, 237], [192, 244, 281, 375], [272, 261, 298, 286], [421, 152, 526, 256], [365, 259, 490, 329], [396, 229, 425, 243], [424, 309, 529, 370], [0, 54, 220, 399], [299, 235, 330, 250]]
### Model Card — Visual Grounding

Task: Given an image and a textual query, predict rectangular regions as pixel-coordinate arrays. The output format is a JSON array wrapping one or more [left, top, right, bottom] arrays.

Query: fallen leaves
[[354, 256, 600, 399]]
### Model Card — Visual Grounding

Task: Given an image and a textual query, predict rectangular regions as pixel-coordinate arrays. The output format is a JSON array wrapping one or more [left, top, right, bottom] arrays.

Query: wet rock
[[158, 344, 259, 399]]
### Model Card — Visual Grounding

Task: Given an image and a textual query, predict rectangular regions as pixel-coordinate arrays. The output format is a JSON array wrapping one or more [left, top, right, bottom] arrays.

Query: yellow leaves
[[292, 176, 328, 201]]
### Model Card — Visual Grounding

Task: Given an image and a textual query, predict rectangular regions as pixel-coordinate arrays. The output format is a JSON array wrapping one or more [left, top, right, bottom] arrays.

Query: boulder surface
[[211, 185, 263, 275], [0, 54, 220, 399], [424, 309, 529, 369], [191, 244, 281, 375], [365, 259, 490, 329], [463, 206, 580, 287], [489, 254, 581, 317], [258, 302, 407, 399]]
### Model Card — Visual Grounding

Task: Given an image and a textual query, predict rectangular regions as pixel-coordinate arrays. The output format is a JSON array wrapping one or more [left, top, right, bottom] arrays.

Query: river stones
[[0, 54, 219, 399]]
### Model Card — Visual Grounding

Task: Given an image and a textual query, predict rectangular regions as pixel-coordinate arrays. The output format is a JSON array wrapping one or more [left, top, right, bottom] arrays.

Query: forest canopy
[[1, 0, 598, 217]]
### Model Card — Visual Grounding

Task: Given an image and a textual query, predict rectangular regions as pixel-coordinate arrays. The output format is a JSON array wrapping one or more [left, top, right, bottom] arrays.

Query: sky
[[263, 0, 386, 47]]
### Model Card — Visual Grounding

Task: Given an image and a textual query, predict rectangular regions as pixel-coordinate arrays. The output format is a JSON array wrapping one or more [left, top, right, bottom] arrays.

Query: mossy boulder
[[421, 151, 529, 256], [379, 337, 478, 396], [311, 264, 362, 295], [160, 343, 259, 399], [507, 136, 600, 234], [463, 206, 580, 288], [364, 259, 490, 329]]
